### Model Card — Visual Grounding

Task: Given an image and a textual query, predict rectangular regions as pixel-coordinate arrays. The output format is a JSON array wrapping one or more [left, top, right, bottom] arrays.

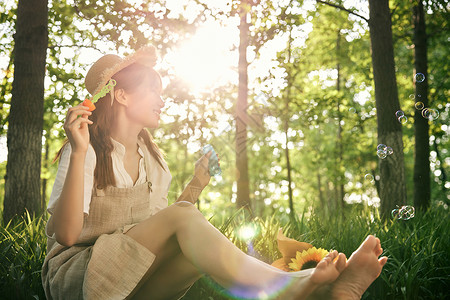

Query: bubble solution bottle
[[202, 144, 222, 177]]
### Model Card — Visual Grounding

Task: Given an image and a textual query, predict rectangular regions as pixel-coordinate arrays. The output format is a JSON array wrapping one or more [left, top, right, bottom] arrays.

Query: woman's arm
[[176, 176, 204, 204], [52, 104, 93, 247], [53, 152, 87, 246], [175, 151, 213, 204]]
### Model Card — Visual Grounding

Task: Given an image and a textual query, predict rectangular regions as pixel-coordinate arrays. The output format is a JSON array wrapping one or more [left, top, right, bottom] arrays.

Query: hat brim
[[88, 45, 157, 98]]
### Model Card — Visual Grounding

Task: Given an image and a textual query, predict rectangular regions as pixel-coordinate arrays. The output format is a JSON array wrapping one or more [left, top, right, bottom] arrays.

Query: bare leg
[[125, 202, 342, 299], [131, 251, 202, 300]]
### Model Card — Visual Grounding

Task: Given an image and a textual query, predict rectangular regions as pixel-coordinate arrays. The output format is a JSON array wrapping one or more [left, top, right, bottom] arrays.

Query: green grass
[[185, 204, 450, 300], [0, 211, 47, 300], [1, 204, 448, 300]]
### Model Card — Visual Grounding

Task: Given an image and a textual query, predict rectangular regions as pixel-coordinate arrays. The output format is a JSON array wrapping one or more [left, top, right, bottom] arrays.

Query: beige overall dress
[[42, 141, 173, 299]]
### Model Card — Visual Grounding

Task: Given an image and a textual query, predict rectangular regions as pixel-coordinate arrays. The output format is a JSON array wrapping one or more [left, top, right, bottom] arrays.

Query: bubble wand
[[202, 144, 222, 177], [82, 79, 117, 111]]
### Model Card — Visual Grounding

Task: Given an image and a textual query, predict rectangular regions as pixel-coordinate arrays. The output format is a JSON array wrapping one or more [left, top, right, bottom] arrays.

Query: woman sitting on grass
[[41, 46, 387, 300]]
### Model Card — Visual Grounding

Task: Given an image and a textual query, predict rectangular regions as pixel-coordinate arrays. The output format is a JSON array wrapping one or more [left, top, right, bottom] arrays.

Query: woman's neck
[[110, 103, 143, 153], [110, 124, 142, 154]]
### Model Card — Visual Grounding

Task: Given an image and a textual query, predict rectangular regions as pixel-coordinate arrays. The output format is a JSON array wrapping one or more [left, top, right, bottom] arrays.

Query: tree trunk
[[285, 26, 295, 219], [3, 0, 48, 223], [368, 0, 407, 218], [412, 0, 430, 211], [284, 119, 294, 217], [236, 2, 251, 211]]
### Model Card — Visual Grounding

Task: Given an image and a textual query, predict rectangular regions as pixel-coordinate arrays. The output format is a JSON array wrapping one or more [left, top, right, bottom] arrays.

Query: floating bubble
[[428, 109, 439, 121], [417, 94, 422, 98], [409, 94, 415, 100], [386, 146, 393, 155], [364, 174, 375, 183], [395, 110, 405, 118], [391, 208, 399, 219], [399, 206, 415, 220], [377, 149, 387, 159], [415, 102, 424, 110], [391, 205, 415, 220], [415, 73, 425, 82], [422, 108, 431, 119], [377, 144, 387, 152], [398, 116, 408, 124], [349, 107, 357, 113]]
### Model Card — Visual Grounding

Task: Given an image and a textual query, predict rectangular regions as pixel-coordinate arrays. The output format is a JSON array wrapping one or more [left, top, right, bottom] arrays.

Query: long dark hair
[[54, 63, 167, 189]]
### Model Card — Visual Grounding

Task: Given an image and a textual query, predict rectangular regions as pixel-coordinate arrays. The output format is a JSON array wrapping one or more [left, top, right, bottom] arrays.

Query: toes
[[335, 253, 347, 273], [316, 259, 328, 269], [375, 247, 383, 257], [379, 256, 388, 266], [360, 235, 377, 252], [327, 250, 338, 260]]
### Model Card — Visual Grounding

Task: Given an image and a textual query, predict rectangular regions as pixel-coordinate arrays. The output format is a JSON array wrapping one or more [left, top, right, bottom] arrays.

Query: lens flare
[[236, 224, 258, 241]]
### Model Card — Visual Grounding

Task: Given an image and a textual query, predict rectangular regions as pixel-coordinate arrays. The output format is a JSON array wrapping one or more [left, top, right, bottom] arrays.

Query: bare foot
[[310, 250, 347, 285], [331, 235, 388, 300], [277, 250, 347, 300]]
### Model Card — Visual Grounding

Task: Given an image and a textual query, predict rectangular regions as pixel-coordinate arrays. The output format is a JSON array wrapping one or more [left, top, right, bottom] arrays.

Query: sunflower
[[288, 247, 329, 271]]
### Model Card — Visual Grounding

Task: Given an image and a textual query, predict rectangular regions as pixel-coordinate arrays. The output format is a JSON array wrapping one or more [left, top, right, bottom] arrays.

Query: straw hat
[[84, 45, 158, 102]]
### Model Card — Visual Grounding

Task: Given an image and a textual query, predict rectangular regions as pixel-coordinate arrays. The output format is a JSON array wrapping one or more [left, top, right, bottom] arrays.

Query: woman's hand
[[194, 151, 214, 189], [63, 103, 93, 154], [176, 150, 220, 204]]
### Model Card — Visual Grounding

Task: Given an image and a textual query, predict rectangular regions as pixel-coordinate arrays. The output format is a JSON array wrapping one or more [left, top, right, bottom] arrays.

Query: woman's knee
[[170, 201, 203, 218]]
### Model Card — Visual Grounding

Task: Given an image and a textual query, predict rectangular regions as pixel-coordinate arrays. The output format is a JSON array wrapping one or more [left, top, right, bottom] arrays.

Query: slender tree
[[236, 0, 251, 211], [3, 0, 48, 222], [283, 25, 295, 219], [412, 0, 430, 211]]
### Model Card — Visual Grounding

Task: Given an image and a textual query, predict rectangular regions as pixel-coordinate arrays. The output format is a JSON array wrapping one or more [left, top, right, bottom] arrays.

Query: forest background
[[0, 0, 448, 299]]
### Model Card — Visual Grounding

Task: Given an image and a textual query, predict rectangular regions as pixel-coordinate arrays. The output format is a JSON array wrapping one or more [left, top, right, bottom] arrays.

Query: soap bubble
[[415, 102, 424, 110], [377, 144, 387, 152], [391, 208, 399, 219], [415, 73, 425, 82], [409, 94, 415, 100], [377, 144, 392, 159], [349, 107, 357, 113], [421, 108, 439, 121], [398, 116, 408, 124], [364, 174, 375, 183], [377, 149, 387, 159], [399, 206, 415, 220], [422, 108, 431, 119], [428, 109, 439, 121], [395, 110, 405, 118], [391, 205, 415, 220], [386, 146, 393, 155]]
